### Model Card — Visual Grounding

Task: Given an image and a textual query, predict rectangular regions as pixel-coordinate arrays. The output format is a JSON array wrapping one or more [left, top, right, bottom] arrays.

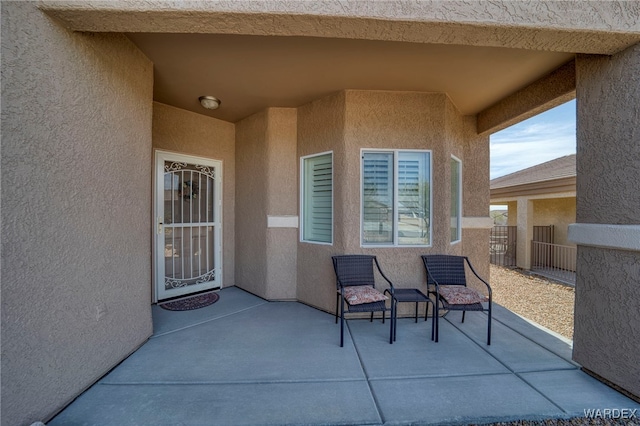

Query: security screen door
[[155, 151, 222, 301]]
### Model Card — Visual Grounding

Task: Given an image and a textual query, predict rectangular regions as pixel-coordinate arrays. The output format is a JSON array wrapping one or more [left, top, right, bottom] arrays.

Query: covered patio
[[3, 3, 640, 424], [50, 287, 639, 425]]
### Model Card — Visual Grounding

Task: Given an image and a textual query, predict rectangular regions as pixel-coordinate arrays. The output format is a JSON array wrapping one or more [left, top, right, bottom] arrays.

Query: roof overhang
[[491, 176, 577, 201], [40, 1, 640, 125]]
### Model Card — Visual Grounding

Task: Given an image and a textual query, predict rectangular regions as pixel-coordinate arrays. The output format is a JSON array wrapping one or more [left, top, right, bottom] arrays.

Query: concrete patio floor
[[50, 286, 639, 425]]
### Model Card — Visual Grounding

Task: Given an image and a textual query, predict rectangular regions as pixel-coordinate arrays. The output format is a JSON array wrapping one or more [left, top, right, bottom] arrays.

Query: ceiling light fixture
[[199, 96, 221, 110]]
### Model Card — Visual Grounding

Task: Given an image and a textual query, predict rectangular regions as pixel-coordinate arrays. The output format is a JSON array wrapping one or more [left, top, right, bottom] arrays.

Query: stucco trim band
[[462, 217, 494, 229], [267, 215, 299, 228], [568, 223, 640, 252]]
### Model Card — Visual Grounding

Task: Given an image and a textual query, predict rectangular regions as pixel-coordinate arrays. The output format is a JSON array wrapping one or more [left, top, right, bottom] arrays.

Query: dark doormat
[[160, 292, 219, 311]]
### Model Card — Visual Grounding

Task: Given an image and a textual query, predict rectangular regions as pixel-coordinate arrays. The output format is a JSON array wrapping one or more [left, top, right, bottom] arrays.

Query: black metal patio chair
[[332, 255, 395, 347], [421, 255, 492, 345]]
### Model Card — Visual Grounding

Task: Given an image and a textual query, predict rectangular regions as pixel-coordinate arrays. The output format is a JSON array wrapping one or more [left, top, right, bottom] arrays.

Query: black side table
[[389, 288, 436, 342]]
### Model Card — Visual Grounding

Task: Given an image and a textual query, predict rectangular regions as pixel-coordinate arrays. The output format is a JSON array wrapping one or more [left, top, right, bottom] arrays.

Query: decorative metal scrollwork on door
[[163, 161, 217, 291]]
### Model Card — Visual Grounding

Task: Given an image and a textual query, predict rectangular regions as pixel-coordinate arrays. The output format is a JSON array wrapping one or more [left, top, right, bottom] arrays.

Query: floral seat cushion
[[437, 285, 488, 305], [342, 285, 388, 305]]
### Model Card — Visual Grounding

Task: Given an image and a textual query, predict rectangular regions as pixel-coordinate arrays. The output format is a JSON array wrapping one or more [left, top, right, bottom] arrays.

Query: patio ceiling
[[42, 2, 640, 125], [126, 32, 575, 123]]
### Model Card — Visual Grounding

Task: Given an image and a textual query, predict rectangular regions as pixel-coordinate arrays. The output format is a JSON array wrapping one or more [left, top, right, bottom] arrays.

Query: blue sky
[[490, 99, 576, 180]]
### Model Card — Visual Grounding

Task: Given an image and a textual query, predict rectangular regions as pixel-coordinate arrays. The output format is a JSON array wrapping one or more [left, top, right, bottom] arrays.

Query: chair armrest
[[424, 267, 440, 294], [428, 282, 441, 302], [464, 258, 492, 300], [373, 257, 395, 294]]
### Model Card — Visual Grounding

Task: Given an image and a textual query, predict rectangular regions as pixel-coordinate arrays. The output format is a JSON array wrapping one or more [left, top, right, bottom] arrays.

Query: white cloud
[[490, 100, 576, 179]]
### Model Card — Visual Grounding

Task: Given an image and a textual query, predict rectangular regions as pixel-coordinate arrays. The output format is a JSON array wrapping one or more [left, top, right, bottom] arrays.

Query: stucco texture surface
[[576, 44, 640, 226], [573, 43, 640, 400], [296, 92, 346, 312], [573, 247, 640, 398], [234, 111, 269, 299], [461, 115, 491, 281], [41, 1, 640, 55], [295, 90, 490, 315], [533, 197, 576, 247], [1, 2, 153, 425], [152, 102, 236, 289], [264, 108, 298, 300], [477, 60, 576, 135], [234, 108, 299, 300]]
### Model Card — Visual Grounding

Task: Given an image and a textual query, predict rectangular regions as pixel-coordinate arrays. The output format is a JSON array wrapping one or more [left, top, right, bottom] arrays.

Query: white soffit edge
[[267, 215, 299, 228], [568, 223, 640, 252], [462, 217, 494, 229]]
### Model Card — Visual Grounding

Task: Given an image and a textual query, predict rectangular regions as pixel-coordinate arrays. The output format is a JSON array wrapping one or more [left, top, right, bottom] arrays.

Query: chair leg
[[434, 299, 441, 343], [487, 304, 492, 345], [335, 292, 339, 324], [414, 302, 419, 323], [340, 297, 345, 347], [428, 301, 435, 341], [393, 299, 398, 342], [461, 310, 466, 323], [389, 300, 395, 344], [370, 312, 374, 322]]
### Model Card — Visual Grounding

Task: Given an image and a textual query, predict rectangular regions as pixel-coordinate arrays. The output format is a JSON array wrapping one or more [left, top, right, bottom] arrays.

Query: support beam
[[477, 60, 576, 135], [516, 198, 533, 270], [572, 42, 640, 400]]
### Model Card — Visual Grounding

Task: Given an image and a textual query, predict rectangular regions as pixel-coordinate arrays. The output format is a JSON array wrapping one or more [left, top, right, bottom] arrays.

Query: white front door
[[154, 151, 222, 301]]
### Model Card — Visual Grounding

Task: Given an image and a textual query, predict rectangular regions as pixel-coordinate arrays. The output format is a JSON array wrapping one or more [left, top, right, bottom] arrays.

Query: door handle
[[158, 217, 163, 234]]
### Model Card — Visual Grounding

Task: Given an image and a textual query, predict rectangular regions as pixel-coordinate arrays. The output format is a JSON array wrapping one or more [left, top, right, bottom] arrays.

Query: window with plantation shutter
[[301, 152, 333, 244], [362, 152, 394, 244], [362, 150, 431, 246]]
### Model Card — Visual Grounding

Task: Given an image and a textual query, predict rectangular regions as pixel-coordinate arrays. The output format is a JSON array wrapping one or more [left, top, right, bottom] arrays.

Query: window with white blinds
[[362, 150, 431, 246], [301, 152, 333, 244], [362, 152, 394, 244], [451, 156, 462, 243]]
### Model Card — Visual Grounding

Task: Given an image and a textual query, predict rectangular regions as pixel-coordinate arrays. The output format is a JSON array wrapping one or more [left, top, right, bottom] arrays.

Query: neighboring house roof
[[490, 154, 576, 199]]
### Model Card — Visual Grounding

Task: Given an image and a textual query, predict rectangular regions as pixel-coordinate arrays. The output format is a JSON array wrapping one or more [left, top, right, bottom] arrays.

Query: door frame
[[153, 149, 223, 303]]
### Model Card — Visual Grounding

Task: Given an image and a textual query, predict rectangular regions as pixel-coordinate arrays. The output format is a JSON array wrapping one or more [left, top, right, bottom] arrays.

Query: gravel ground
[[489, 265, 575, 341]]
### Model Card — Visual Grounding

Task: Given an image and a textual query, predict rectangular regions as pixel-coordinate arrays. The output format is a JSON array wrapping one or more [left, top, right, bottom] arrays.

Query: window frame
[[300, 151, 334, 245], [450, 154, 462, 244], [360, 148, 432, 248]]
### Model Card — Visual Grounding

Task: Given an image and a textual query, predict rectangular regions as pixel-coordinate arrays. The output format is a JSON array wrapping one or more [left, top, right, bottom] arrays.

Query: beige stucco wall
[[533, 197, 576, 246], [343, 91, 447, 292], [235, 111, 269, 298], [40, 1, 640, 56], [461, 116, 491, 283], [1, 2, 154, 425], [235, 108, 298, 300], [296, 92, 347, 311], [296, 90, 490, 315], [573, 43, 640, 399], [506, 201, 518, 226], [3, 1, 638, 421], [500, 197, 576, 270], [265, 108, 298, 300], [152, 102, 236, 289]]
